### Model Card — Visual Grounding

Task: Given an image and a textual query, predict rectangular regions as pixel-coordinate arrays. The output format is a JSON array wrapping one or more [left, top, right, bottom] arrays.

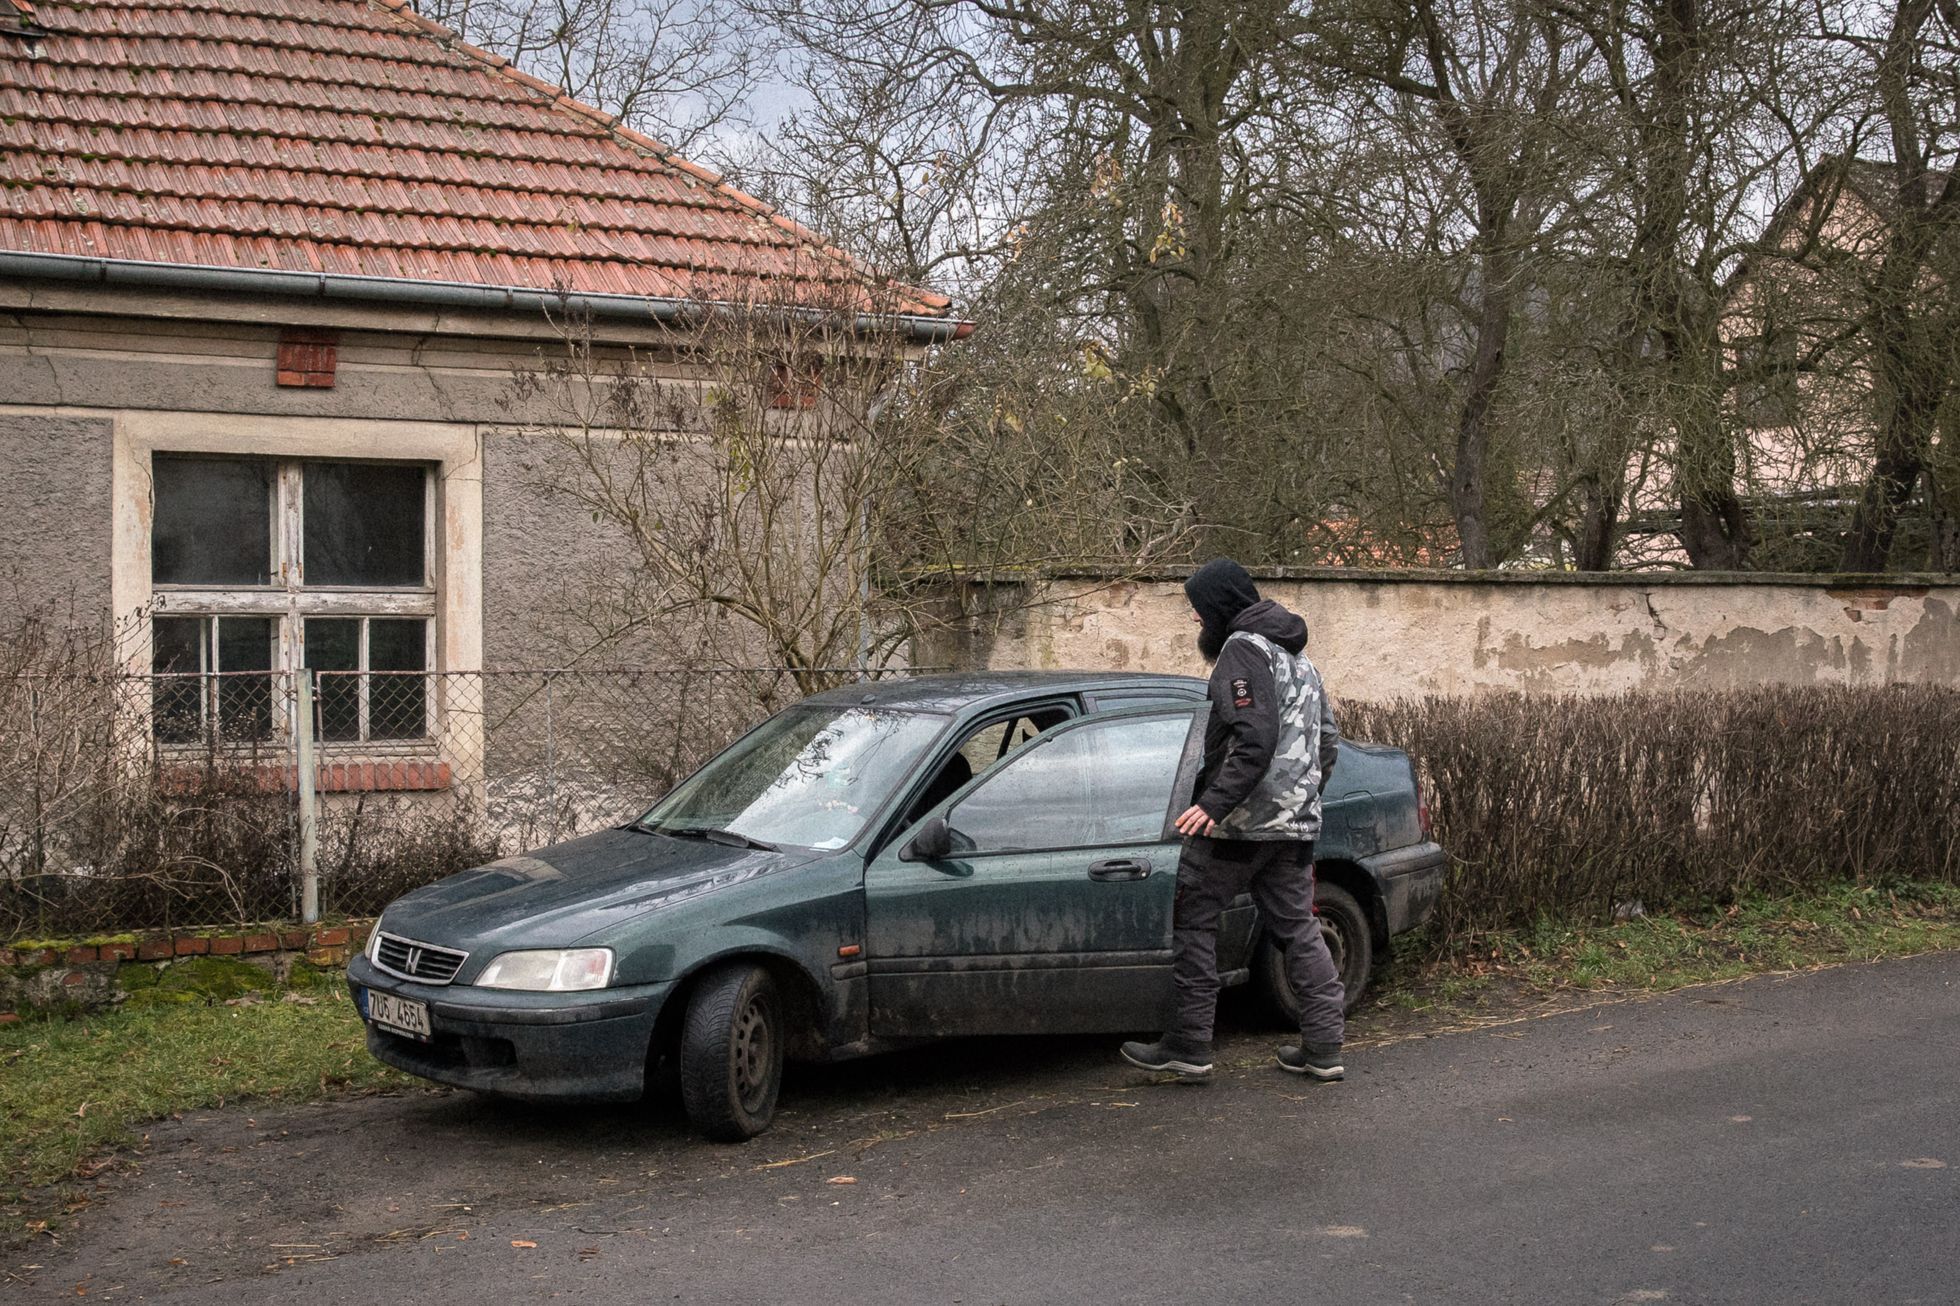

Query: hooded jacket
[[1190, 597, 1342, 841]]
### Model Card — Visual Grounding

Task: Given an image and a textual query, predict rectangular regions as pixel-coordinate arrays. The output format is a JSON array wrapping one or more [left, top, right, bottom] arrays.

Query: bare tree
[[506, 272, 1196, 689], [1819, 0, 1960, 570], [418, 0, 771, 154], [1303, 0, 1603, 567]]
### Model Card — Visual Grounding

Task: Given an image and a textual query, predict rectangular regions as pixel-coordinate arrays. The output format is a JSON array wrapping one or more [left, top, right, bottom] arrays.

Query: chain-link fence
[[1, 665, 910, 939]]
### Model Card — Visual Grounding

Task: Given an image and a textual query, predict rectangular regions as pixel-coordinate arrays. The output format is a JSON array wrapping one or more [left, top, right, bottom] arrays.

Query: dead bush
[[1344, 685, 1960, 939]]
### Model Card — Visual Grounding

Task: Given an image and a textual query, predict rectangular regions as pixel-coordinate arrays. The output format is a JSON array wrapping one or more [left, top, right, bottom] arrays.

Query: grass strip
[[1380, 878, 1960, 1016], [1, 994, 411, 1239]]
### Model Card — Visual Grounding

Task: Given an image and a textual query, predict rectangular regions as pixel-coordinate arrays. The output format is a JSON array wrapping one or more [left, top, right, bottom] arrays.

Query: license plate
[[364, 988, 431, 1042]]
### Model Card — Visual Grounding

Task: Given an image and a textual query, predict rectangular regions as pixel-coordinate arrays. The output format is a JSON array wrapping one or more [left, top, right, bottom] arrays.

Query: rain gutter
[[0, 250, 973, 343]]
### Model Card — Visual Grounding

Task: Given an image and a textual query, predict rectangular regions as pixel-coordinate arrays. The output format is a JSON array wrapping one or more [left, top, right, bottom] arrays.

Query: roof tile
[[0, 0, 950, 314]]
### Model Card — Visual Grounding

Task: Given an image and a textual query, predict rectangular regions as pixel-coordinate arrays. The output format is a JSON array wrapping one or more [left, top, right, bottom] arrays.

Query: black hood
[[1231, 598, 1308, 655], [1185, 558, 1261, 660]]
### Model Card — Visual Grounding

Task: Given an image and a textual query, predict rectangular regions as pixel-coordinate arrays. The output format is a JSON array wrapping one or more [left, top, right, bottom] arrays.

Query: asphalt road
[[10, 952, 1959, 1305]]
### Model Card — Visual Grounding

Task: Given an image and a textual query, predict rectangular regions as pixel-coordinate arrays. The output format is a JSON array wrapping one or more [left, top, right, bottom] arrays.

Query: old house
[[0, 0, 958, 795]]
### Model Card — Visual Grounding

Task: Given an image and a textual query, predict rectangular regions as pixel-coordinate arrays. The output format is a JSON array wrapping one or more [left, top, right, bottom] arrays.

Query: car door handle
[[1087, 857, 1151, 882]]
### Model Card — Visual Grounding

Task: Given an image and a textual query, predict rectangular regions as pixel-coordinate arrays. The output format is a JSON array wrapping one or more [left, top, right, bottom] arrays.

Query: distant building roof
[[0, 0, 953, 321]]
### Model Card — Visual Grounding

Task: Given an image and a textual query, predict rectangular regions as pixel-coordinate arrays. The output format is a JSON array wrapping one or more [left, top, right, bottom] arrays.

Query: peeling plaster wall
[[0, 413, 113, 618], [931, 574, 1960, 699]]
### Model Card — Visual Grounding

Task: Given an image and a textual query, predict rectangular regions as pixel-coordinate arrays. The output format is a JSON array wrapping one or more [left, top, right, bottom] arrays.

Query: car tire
[[1257, 881, 1374, 1022], [679, 963, 784, 1142]]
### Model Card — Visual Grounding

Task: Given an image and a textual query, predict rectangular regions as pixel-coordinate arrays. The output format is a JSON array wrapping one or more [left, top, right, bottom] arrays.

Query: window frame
[[917, 704, 1209, 860], [149, 454, 439, 751]]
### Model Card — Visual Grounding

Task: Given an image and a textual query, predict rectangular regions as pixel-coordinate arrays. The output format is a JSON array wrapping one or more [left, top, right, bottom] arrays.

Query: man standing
[[1121, 558, 1347, 1082]]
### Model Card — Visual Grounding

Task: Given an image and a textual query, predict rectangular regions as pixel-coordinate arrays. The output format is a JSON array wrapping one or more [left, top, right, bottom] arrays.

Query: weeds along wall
[[1346, 686, 1960, 938]]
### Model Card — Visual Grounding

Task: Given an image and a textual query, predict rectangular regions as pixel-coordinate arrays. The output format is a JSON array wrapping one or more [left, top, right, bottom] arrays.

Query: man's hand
[[1174, 804, 1217, 837]]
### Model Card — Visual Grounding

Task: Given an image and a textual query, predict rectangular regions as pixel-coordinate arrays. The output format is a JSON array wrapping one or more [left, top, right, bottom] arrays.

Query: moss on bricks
[[285, 959, 339, 992], [120, 987, 202, 1011], [152, 956, 277, 1003], [116, 965, 161, 992]]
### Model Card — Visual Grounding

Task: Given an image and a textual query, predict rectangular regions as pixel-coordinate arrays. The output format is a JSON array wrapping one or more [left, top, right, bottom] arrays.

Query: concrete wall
[[926, 571, 1960, 699], [0, 413, 114, 619]]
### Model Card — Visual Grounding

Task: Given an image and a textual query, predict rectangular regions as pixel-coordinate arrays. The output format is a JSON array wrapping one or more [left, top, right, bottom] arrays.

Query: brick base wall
[[1, 919, 374, 1022]]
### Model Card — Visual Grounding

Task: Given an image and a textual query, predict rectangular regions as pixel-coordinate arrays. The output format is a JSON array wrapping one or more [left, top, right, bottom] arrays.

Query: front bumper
[[1364, 839, 1448, 936], [346, 954, 675, 1102]]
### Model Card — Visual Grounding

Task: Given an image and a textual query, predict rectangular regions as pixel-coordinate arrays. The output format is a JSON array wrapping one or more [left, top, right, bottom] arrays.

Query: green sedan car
[[347, 672, 1445, 1139]]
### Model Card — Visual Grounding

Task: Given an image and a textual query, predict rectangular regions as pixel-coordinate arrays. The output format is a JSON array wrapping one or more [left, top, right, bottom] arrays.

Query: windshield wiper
[[650, 825, 778, 851]]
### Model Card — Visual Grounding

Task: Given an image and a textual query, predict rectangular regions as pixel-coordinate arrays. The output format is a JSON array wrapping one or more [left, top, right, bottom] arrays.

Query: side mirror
[[901, 815, 954, 862]]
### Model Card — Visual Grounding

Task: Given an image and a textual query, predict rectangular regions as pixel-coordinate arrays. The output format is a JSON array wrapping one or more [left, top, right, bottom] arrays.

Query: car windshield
[[638, 705, 949, 851]]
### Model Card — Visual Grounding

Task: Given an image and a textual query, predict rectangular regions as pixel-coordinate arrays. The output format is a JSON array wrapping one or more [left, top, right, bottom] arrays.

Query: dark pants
[[1169, 836, 1345, 1050]]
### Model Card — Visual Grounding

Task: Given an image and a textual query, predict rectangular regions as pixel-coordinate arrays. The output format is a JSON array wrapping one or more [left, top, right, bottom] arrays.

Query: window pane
[[152, 616, 207, 743], [303, 463, 425, 586], [368, 619, 427, 740], [949, 714, 1190, 853], [216, 617, 274, 742], [152, 457, 273, 585], [305, 618, 361, 742]]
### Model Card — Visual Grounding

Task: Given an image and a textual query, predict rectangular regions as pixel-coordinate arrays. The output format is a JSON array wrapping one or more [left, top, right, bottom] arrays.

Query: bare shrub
[[313, 797, 504, 921], [1345, 685, 1960, 939]]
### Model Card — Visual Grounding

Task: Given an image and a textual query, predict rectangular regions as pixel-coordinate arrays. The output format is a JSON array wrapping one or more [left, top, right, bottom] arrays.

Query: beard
[[1197, 622, 1227, 662]]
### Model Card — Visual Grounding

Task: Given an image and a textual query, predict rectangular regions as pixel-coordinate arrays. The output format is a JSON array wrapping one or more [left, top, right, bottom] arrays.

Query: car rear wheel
[[679, 963, 784, 1141], [1256, 881, 1374, 1022]]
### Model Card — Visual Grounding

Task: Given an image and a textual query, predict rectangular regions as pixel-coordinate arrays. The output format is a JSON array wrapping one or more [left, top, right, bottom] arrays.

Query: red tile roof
[[0, 0, 951, 317]]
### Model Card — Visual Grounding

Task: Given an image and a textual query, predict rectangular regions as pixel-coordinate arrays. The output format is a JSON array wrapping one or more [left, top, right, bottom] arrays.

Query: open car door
[[863, 704, 1208, 1039]]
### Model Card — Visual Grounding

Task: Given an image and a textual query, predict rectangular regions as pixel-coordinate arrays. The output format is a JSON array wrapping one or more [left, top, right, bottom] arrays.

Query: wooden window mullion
[[357, 617, 372, 744]]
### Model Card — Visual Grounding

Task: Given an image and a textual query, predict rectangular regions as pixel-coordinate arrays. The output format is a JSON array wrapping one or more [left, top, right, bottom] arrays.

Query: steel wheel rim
[[733, 995, 772, 1113], [1323, 916, 1351, 986]]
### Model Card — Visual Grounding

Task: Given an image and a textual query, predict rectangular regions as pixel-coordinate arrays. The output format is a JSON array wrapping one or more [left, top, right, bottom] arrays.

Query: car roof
[[800, 670, 1206, 715]]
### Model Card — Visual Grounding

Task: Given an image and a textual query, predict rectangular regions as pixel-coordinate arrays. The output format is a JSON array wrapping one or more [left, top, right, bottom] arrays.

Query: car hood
[[375, 827, 812, 954]]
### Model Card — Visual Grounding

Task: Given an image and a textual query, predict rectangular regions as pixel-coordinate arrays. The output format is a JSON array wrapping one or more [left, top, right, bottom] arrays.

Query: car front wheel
[[679, 963, 784, 1141], [1257, 880, 1374, 1022]]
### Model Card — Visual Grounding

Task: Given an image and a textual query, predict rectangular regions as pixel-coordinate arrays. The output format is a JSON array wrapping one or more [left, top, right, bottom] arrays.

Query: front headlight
[[476, 948, 614, 992], [366, 921, 385, 964]]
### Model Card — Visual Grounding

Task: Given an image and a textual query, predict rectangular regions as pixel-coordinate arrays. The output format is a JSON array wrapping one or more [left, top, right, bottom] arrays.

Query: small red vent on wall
[[768, 356, 823, 409], [276, 328, 340, 388]]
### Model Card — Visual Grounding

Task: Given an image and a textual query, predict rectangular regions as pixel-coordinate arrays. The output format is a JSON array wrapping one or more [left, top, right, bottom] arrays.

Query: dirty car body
[[347, 672, 1446, 1137]]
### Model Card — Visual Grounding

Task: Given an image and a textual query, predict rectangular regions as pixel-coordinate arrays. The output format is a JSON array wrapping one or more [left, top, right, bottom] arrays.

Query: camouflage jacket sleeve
[[1193, 639, 1280, 822], [1318, 679, 1341, 789]]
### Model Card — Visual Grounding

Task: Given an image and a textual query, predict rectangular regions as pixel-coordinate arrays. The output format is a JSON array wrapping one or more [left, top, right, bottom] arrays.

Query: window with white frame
[[149, 454, 435, 745]]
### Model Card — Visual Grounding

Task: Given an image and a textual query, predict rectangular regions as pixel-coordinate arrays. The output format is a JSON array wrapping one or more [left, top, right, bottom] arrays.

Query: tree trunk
[[1840, 288, 1942, 571], [1448, 246, 1515, 569], [1573, 476, 1622, 571], [1839, 421, 1928, 571], [1674, 314, 1753, 569]]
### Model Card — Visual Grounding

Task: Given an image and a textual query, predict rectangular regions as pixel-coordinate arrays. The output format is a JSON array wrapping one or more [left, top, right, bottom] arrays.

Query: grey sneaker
[[1121, 1038, 1213, 1080], [1276, 1044, 1344, 1081]]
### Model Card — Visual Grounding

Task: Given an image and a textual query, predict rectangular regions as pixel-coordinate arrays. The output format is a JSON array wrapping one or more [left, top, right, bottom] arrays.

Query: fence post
[[296, 671, 319, 925]]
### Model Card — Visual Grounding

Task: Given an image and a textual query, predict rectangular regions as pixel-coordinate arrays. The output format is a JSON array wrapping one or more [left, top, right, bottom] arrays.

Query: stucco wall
[[482, 429, 622, 671], [927, 572, 1960, 699], [0, 302, 684, 428], [0, 412, 113, 618]]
